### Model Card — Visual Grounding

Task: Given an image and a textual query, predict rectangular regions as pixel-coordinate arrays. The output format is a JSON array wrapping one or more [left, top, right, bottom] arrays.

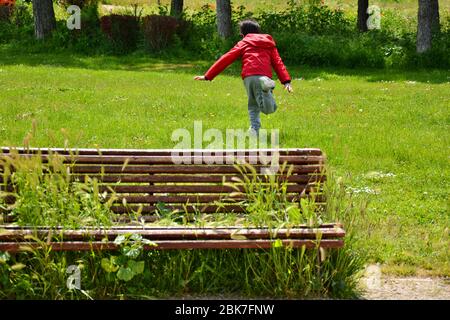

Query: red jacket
[[204, 33, 291, 84]]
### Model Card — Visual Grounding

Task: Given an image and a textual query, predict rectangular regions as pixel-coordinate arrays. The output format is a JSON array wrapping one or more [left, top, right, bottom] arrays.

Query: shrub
[[142, 15, 178, 52], [404, 33, 450, 69], [78, 2, 100, 32], [100, 14, 140, 54], [0, 0, 33, 43], [70, 2, 108, 53], [0, 7, 10, 22], [258, 1, 352, 36], [45, 2, 110, 55], [10, 0, 32, 27], [273, 32, 385, 68], [0, 1, 14, 22]]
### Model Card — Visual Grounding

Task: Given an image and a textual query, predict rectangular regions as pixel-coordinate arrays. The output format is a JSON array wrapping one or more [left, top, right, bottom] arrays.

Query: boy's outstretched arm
[[270, 47, 293, 93], [194, 43, 243, 81]]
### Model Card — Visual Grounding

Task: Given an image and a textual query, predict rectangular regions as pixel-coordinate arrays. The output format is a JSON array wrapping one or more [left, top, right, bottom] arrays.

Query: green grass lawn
[[0, 49, 449, 276], [106, 0, 450, 11]]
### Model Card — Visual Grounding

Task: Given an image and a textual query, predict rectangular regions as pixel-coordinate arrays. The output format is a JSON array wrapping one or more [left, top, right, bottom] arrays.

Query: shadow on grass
[[0, 47, 207, 73], [298, 68, 450, 84], [0, 45, 449, 84]]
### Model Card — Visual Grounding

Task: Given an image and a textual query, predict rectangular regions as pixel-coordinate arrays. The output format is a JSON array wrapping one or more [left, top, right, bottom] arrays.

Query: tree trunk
[[216, 0, 232, 39], [417, 0, 435, 53], [32, 0, 56, 40], [430, 0, 440, 33], [170, 0, 183, 18], [357, 0, 369, 32]]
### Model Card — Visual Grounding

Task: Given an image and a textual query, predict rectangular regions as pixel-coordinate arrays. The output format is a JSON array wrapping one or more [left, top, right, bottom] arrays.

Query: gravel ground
[[360, 265, 450, 300]]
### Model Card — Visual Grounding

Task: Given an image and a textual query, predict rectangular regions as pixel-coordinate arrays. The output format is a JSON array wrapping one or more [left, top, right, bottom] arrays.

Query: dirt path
[[101, 4, 128, 13], [360, 265, 450, 300]]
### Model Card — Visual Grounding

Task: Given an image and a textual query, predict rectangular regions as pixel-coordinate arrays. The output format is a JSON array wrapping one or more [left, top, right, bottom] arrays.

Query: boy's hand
[[284, 83, 293, 93], [194, 75, 206, 81]]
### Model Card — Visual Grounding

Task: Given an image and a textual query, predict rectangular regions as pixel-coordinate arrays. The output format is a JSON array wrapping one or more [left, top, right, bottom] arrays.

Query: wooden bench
[[0, 147, 345, 252]]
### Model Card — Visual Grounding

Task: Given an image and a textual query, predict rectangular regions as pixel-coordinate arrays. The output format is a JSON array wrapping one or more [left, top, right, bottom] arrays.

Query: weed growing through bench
[[102, 234, 157, 282], [144, 161, 325, 230], [223, 161, 324, 228]]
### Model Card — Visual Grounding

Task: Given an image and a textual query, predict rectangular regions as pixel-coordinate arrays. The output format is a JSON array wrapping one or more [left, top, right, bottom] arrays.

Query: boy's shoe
[[259, 76, 275, 92]]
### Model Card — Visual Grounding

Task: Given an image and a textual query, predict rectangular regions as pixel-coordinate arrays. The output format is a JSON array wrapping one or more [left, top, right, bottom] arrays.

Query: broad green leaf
[[117, 267, 134, 281], [116, 255, 127, 266], [101, 258, 112, 272], [101, 257, 118, 273], [128, 260, 145, 275], [114, 235, 126, 245], [123, 246, 141, 259], [130, 233, 142, 241]]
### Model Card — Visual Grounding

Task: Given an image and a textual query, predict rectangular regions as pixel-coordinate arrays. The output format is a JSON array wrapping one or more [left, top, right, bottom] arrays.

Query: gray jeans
[[243, 75, 277, 133]]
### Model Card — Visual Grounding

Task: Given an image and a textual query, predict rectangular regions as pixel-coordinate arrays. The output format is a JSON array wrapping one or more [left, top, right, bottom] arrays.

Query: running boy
[[194, 19, 292, 135]]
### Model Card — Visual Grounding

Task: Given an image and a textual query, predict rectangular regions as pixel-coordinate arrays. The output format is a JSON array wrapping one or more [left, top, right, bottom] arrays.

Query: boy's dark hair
[[239, 19, 261, 36]]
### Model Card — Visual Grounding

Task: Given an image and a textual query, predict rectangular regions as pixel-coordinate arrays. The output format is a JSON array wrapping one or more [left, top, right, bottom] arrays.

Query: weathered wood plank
[[1, 147, 323, 156], [0, 239, 344, 252], [68, 174, 325, 184], [100, 184, 315, 194], [0, 226, 345, 241], [1, 154, 325, 165], [70, 165, 323, 174]]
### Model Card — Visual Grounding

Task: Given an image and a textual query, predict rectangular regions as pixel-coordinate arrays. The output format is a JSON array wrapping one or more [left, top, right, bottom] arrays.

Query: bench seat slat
[[0, 239, 344, 252], [0, 223, 342, 230], [0, 226, 346, 241]]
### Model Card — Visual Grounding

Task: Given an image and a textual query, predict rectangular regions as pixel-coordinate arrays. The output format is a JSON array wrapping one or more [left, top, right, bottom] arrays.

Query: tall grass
[[1, 242, 364, 299], [222, 162, 324, 228], [0, 149, 115, 228]]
